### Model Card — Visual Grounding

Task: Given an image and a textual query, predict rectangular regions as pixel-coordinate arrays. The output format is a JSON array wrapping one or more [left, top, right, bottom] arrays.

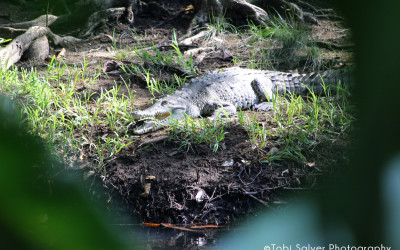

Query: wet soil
[[105, 125, 350, 225], [1, 0, 353, 228]]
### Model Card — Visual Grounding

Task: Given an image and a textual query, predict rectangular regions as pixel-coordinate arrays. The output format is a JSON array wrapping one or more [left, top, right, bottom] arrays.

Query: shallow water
[[114, 224, 224, 249]]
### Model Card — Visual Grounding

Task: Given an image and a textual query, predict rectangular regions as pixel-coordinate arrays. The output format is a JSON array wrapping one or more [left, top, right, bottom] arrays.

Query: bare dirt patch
[[103, 123, 350, 225]]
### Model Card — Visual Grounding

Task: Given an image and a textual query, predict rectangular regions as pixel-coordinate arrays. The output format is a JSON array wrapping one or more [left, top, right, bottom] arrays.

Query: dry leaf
[[141, 183, 151, 197], [56, 48, 66, 59], [221, 159, 234, 167], [142, 223, 160, 227], [190, 225, 223, 229], [268, 147, 279, 154], [102, 60, 122, 72], [145, 175, 156, 180]]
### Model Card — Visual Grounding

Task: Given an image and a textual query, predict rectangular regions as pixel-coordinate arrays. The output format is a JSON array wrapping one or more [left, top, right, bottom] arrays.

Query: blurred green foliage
[[0, 96, 132, 249]]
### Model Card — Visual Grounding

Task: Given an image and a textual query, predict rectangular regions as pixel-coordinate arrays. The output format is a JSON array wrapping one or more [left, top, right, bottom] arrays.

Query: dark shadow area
[[0, 96, 135, 249]]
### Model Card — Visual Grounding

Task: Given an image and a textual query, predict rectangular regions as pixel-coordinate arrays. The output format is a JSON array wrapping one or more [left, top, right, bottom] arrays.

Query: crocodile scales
[[131, 67, 351, 134]]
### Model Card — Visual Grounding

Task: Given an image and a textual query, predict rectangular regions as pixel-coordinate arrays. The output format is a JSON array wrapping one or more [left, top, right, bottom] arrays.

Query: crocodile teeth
[[155, 112, 170, 120], [133, 112, 170, 120]]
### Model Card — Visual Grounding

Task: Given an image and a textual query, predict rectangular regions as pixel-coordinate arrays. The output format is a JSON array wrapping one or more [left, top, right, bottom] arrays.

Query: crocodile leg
[[208, 102, 237, 118], [253, 102, 274, 111], [250, 76, 275, 111]]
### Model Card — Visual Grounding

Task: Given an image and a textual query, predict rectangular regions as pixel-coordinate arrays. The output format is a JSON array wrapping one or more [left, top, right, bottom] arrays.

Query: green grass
[[204, 10, 238, 41], [242, 12, 322, 70], [237, 80, 353, 165], [0, 12, 353, 169], [0, 38, 11, 45], [114, 29, 195, 97], [123, 64, 187, 97], [0, 58, 137, 168], [170, 29, 196, 76], [168, 114, 229, 153], [238, 109, 271, 149], [161, 75, 352, 162], [113, 29, 196, 77]]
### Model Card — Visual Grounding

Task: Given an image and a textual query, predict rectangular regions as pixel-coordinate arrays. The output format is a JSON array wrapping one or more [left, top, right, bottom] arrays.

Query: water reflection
[[115, 224, 221, 249]]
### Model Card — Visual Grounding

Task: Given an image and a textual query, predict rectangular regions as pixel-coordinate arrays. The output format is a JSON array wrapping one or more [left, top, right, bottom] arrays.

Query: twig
[[315, 41, 354, 51], [138, 135, 169, 147], [202, 187, 216, 211], [294, 0, 334, 14], [237, 166, 263, 186], [241, 188, 269, 207], [82, 45, 105, 54], [260, 185, 286, 191], [283, 187, 313, 190]]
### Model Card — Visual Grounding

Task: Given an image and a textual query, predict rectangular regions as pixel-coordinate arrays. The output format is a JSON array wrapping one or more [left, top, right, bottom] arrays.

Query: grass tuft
[[0, 60, 137, 168], [242, 11, 322, 70], [238, 79, 353, 164], [168, 114, 229, 153]]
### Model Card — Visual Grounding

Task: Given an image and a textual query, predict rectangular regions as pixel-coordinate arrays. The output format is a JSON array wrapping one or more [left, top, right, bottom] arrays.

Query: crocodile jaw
[[131, 103, 187, 134], [131, 111, 171, 134], [132, 110, 171, 120], [131, 118, 165, 134]]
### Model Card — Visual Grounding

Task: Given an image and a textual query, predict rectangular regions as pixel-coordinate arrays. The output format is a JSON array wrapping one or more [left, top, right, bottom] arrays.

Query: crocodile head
[[131, 98, 188, 134]]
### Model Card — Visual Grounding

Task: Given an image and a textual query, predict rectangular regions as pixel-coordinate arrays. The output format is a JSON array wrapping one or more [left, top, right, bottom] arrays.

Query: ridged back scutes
[[265, 68, 352, 95], [180, 67, 352, 99]]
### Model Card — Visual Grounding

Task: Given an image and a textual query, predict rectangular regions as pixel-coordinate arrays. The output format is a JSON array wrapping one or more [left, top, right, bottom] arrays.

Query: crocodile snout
[[132, 110, 171, 120]]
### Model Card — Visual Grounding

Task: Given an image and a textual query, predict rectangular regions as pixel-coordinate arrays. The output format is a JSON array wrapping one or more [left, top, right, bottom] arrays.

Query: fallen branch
[[138, 135, 169, 147], [240, 188, 270, 207], [315, 41, 354, 50]]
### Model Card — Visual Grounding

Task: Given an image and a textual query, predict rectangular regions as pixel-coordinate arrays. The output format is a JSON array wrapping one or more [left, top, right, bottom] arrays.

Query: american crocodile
[[131, 67, 351, 134]]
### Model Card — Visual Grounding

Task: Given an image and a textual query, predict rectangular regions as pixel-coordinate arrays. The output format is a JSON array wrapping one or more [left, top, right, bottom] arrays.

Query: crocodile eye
[[161, 101, 168, 106]]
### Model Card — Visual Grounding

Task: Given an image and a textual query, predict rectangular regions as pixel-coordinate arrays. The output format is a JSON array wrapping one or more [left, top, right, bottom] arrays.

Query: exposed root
[[0, 5, 129, 67], [0, 26, 48, 69], [192, 0, 269, 26], [0, 26, 82, 69], [21, 35, 49, 62], [79, 7, 126, 38], [0, 14, 58, 29]]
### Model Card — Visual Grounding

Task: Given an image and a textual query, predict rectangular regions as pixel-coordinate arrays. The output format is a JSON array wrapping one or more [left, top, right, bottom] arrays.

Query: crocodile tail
[[272, 67, 353, 96]]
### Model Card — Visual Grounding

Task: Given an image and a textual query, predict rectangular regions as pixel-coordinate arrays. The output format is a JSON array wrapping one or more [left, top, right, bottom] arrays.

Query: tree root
[[0, 4, 131, 69], [0, 26, 47, 69], [21, 35, 49, 62], [283, 0, 344, 23], [79, 7, 126, 38], [0, 27, 26, 40], [193, 0, 269, 26], [0, 26, 82, 69], [0, 14, 58, 29], [191, 0, 343, 29]]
